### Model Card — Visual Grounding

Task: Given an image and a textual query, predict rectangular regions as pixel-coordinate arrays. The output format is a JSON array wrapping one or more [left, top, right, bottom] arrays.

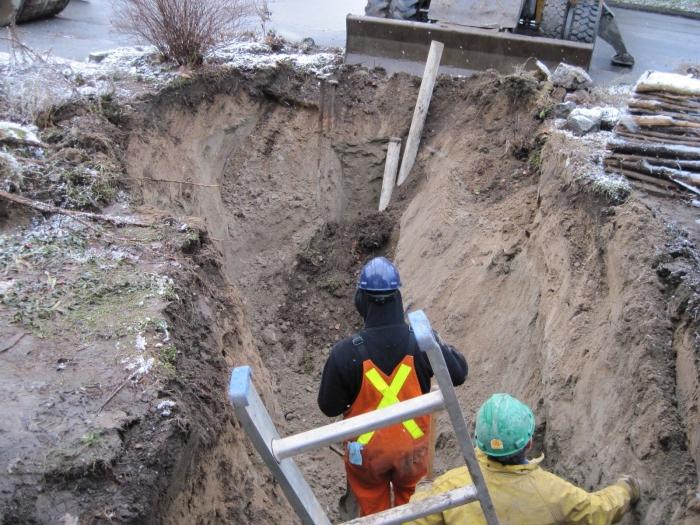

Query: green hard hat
[[475, 394, 535, 457]]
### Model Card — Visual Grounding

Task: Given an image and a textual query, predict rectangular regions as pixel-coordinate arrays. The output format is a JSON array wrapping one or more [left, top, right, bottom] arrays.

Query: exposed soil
[[1, 60, 699, 525]]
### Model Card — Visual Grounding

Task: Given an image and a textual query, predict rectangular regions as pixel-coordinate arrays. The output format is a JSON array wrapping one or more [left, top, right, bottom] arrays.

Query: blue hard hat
[[358, 257, 401, 292]]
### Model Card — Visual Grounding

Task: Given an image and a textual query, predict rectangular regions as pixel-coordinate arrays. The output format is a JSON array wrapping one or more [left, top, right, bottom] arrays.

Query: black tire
[[388, 0, 418, 20], [365, 0, 390, 17], [16, 0, 70, 23], [0, 0, 24, 27], [540, 0, 569, 40], [568, 0, 601, 43]]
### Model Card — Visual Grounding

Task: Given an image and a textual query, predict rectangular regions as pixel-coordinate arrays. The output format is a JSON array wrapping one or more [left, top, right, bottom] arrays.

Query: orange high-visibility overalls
[[343, 339, 430, 517]]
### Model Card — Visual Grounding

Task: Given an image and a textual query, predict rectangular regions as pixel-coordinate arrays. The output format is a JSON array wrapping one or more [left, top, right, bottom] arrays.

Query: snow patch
[[208, 40, 340, 76], [135, 333, 147, 352], [156, 399, 176, 416], [0, 121, 41, 144], [125, 355, 154, 376], [0, 279, 15, 294], [606, 84, 633, 97], [635, 71, 700, 96], [153, 274, 174, 297], [0, 151, 21, 172], [0, 37, 340, 119]]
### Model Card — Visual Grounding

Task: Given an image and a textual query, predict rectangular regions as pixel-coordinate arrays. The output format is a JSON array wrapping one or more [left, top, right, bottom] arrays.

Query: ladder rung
[[342, 485, 479, 525], [272, 389, 445, 461]]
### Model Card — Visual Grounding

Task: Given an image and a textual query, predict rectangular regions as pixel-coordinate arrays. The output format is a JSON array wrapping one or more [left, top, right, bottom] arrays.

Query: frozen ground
[[0, 0, 698, 85], [0, 39, 341, 121]]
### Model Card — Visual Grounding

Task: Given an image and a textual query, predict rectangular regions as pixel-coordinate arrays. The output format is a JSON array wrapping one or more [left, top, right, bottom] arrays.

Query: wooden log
[[378, 137, 402, 212], [607, 161, 700, 195], [656, 127, 700, 136], [604, 157, 700, 185], [626, 178, 679, 198], [629, 109, 700, 124], [0, 190, 152, 227], [616, 129, 700, 147], [609, 167, 676, 190], [608, 140, 700, 160], [635, 71, 700, 97], [627, 107, 700, 124], [618, 121, 700, 139], [633, 92, 700, 109], [670, 176, 700, 196], [396, 40, 444, 187], [633, 115, 700, 129], [629, 98, 700, 116], [605, 154, 700, 172]]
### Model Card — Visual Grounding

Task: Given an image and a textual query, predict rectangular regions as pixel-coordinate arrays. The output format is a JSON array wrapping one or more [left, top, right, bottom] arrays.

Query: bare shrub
[[112, 0, 256, 66], [254, 0, 271, 34], [0, 26, 81, 122]]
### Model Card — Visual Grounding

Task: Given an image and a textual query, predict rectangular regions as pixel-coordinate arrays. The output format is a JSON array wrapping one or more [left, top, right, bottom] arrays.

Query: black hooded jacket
[[317, 290, 468, 417]]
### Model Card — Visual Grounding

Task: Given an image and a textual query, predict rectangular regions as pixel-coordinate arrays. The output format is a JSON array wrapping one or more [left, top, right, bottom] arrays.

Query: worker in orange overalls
[[318, 257, 468, 517]]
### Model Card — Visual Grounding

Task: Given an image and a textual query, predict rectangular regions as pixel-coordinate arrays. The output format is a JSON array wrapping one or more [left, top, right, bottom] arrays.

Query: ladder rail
[[408, 310, 500, 525], [273, 389, 445, 461], [343, 485, 478, 525], [228, 310, 500, 525], [229, 367, 331, 525]]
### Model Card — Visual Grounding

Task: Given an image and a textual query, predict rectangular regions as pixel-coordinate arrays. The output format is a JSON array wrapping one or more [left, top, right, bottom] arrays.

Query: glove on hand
[[618, 475, 641, 504]]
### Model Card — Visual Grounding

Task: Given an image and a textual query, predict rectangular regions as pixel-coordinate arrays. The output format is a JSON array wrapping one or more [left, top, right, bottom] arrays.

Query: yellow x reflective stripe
[[357, 363, 425, 445]]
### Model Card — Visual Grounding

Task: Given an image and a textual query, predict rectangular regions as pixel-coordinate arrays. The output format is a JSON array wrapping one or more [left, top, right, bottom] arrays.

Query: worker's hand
[[618, 475, 641, 504]]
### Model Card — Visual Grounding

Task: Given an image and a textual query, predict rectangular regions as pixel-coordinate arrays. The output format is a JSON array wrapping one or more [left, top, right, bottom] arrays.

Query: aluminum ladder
[[227, 309, 500, 525]]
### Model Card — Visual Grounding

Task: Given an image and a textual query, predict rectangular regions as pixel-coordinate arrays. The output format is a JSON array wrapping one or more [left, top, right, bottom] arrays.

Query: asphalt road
[[1, 0, 698, 85]]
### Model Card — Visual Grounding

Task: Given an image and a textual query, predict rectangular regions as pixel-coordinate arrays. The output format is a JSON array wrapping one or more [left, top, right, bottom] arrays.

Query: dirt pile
[[2, 57, 699, 524], [0, 110, 289, 523], [127, 64, 699, 523]]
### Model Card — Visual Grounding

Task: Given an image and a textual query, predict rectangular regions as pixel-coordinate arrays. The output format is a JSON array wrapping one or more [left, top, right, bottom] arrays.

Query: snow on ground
[[0, 38, 341, 121], [210, 40, 339, 76], [635, 70, 700, 95], [0, 121, 41, 143]]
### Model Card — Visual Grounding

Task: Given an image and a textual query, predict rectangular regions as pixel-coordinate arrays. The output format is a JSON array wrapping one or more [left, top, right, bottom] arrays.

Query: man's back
[[408, 450, 632, 525]]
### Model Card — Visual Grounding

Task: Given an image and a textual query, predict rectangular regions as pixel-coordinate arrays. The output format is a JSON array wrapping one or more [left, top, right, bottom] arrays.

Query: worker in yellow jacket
[[407, 394, 640, 525]]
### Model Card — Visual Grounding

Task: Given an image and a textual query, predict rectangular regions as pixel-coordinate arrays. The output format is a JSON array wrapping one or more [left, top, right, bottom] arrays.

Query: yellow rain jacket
[[406, 450, 633, 525]]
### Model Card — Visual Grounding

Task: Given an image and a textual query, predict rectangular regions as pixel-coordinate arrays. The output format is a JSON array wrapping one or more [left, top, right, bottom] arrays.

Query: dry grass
[[0, 26, 82, 122], [112, 0, 256, 66]]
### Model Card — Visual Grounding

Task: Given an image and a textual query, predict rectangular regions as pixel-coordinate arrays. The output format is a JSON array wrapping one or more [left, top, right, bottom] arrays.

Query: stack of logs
[[605, 71, 700, 197]]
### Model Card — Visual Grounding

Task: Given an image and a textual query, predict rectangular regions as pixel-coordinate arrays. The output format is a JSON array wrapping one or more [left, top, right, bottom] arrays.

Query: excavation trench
[[127, 67, 698, 524]]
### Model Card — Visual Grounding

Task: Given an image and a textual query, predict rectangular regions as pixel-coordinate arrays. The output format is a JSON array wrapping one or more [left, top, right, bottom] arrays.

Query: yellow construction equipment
[[346, 0, 634, 75]]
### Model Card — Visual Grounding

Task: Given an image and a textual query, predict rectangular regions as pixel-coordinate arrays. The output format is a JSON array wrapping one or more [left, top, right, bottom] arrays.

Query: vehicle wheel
[[540, 0, 569, 39], [388, 0, 418, 20], [0, 0, 25, 27], [365, 0, 390, 17], [567, 0, 601, 43], [16, 0, 70, 23]]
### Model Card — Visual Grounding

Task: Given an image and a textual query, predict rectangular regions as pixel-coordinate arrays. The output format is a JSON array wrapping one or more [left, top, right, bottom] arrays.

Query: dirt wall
[[397, 130, 700, 523], [123, 65, 700, 524]]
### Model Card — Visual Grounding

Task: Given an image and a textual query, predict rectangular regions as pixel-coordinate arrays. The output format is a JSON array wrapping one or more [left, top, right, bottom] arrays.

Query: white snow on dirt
[[125, 355, 155, 376], [135, 333, 147, 352], [156, 399, 176, 416], [635, 71, 700, 96], [0, 121, 41, 143], [209, 40, 339, 76], [0, 38, 341, 120]]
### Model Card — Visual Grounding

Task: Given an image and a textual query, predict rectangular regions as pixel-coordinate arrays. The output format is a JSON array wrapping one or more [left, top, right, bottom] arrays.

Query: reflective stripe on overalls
[[356, 363, 425, 445]]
